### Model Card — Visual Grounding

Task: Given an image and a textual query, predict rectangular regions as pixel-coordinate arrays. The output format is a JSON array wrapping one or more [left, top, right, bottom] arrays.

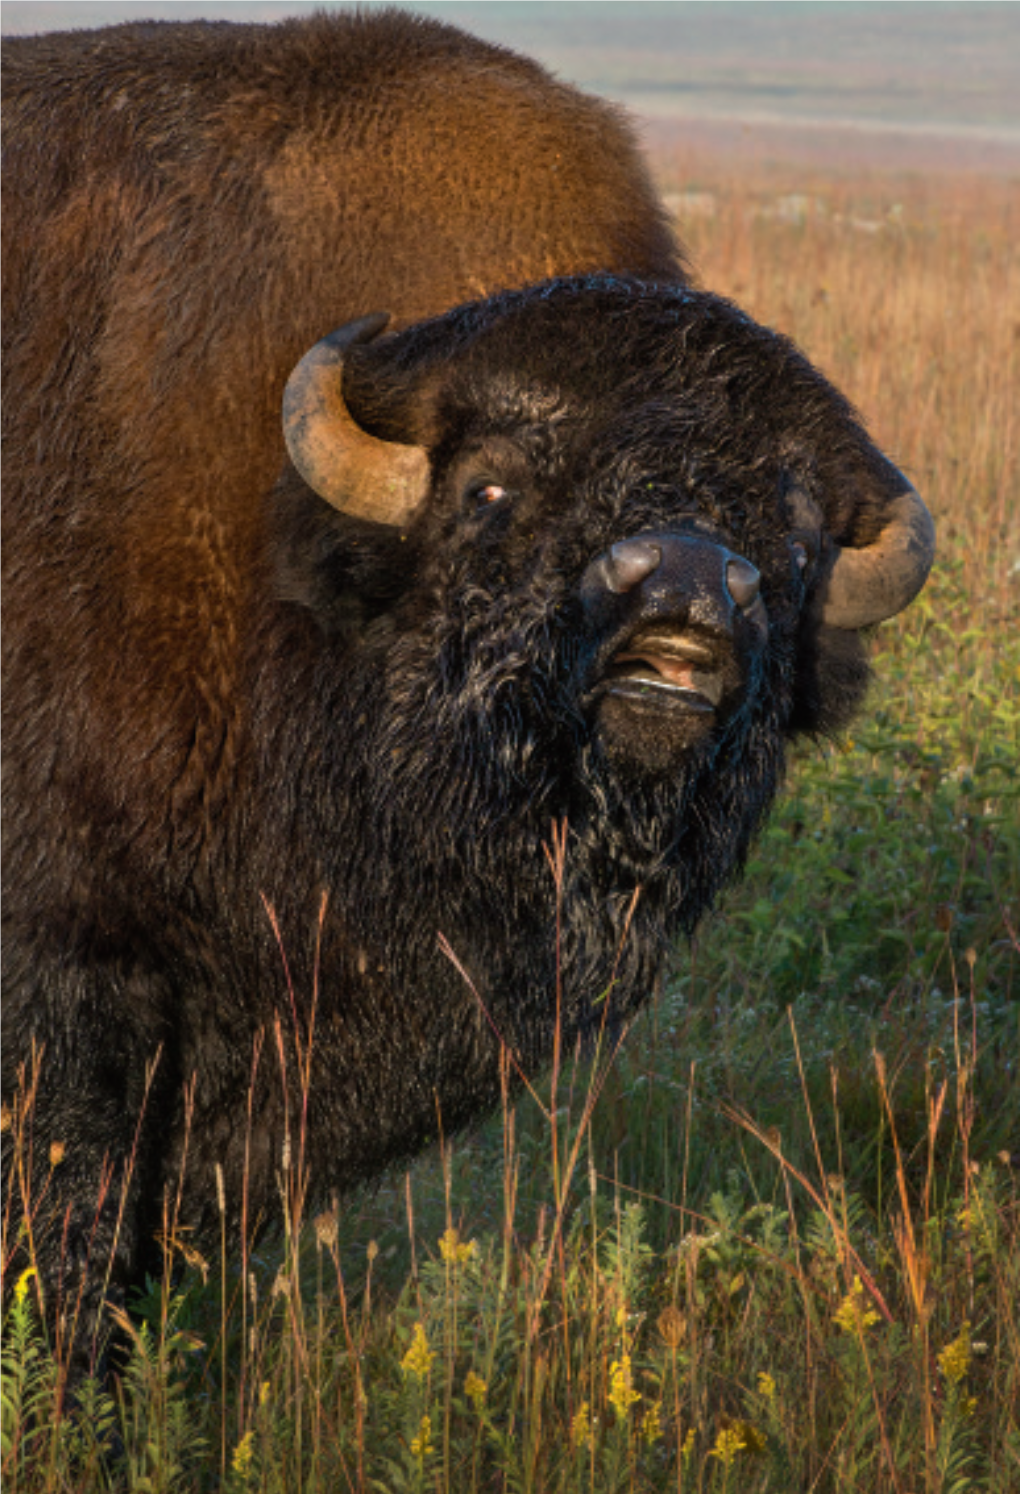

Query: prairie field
[[3, 160, 1018, 1492]]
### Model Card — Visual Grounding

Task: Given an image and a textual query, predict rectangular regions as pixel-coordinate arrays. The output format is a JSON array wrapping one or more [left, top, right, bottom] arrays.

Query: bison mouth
[[601, 628, 726, 713]]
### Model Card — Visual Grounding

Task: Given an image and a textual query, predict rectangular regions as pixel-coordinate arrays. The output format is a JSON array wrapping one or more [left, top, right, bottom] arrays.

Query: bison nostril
[[726, 557, 761, 609], [605, 538, 662, 593]]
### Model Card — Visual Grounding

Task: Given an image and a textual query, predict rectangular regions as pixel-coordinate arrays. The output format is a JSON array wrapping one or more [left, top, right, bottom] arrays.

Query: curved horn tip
[[821, 485, 936, 630], [322, 311, 392, 353], [282, 312, 428, 527]]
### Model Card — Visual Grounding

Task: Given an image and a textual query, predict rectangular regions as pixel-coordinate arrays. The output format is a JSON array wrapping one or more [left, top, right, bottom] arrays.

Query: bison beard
[[1, 13, 934, 1360]]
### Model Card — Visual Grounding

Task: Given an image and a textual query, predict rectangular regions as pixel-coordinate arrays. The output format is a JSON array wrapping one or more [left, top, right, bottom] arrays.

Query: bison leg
[[1, 946, 173, 1372]]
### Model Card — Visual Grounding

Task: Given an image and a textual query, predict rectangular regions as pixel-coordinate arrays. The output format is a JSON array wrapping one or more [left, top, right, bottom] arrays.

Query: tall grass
[[3, 164, 1018, 1492]]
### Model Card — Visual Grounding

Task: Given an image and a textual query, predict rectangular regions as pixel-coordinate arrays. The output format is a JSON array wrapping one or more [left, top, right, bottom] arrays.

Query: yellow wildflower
[[464, 1370, 487, 1413], [608, 1355, 641, 1419], [49, 1141, 66, 1168], [834, 1276, 880, 1335], [961, 1395, 978, 1419], [259, 1380, 271, 1408], [231, 1431, 255, 1482], [938, 1323, 972, 1386], [401, 1322, 434, 1380], [729, 1419, 767, 1455], [571, 1401, 593, 1450], [680, 1427, 696, 1462], [641, 1400, 663, 1445], [14, 1267, 36, 1305], [409, 1413, 432, 1463], [710, 1426, 746, 1467], [438, 1227, 477, 1265], [757, 1371, 776, 1401]]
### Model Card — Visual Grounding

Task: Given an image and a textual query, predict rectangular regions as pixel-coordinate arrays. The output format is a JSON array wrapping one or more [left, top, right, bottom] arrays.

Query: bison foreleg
[[1, 949, 173, 1375]]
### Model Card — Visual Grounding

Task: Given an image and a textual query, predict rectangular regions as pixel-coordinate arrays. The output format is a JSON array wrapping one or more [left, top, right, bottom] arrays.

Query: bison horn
[[823, 482, 935, 629], [282, 313, 430, 527], [790, 478, 935, 629]]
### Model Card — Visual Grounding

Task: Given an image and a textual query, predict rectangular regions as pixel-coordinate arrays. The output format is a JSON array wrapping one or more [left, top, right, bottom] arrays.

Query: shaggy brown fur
[[2, 7, 682, 904]]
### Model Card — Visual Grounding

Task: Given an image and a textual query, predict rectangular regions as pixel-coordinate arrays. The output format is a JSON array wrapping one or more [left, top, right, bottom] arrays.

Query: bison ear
[[788, 464, 935, 630], [282, 314, 431, 528]]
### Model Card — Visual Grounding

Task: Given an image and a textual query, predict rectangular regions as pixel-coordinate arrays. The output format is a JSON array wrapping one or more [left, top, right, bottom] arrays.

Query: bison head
[[280, 279, 930, 747], [273, 278, 933, 1012]]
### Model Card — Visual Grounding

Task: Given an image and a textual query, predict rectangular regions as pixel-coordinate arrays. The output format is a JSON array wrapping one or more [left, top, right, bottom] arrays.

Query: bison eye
[[468, 480, 510, 510]]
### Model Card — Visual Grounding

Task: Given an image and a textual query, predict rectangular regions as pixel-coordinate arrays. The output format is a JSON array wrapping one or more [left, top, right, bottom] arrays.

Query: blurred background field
[[6, 0, 1020, 174], [3, 5, 1018, 1490]]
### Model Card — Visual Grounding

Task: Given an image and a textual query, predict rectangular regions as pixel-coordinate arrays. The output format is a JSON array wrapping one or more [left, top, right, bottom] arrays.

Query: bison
[[1, 9, 933, 1351]]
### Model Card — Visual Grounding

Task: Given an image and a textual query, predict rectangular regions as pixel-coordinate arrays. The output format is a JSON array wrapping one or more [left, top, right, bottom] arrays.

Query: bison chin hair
[[326, 576, 793, 1044]]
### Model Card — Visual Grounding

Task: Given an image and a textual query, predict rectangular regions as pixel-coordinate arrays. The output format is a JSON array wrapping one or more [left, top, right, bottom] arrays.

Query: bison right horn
[[283, 313, 430, 527]]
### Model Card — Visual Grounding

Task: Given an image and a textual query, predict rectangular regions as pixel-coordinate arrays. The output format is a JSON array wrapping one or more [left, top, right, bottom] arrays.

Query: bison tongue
[[613, 651, 698, 690]]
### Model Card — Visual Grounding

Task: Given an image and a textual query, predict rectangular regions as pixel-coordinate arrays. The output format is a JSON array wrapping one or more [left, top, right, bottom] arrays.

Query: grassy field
[[3, 162, 1018, 1492]]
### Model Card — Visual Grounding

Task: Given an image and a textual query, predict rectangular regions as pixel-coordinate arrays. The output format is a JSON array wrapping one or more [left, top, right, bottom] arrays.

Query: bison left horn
[[824, 483, 935, 629], [791, 477, 935, 630], [282, 314, 430, 527]]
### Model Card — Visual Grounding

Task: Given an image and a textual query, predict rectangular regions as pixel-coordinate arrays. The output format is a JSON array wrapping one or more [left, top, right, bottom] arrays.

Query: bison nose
[[726, 557, 761, 609], [581, 528, 767, 639]]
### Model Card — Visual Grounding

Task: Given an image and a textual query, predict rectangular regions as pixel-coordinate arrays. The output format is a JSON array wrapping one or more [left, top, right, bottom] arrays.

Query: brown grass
[[657, 160, 1020, 629]]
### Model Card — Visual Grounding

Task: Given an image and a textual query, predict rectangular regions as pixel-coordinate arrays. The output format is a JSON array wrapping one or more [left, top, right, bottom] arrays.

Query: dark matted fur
[[3, 11, 898, 1349]]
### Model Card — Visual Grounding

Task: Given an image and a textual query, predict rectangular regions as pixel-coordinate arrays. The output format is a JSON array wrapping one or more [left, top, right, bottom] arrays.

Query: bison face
[[275, 278, 932, 920]]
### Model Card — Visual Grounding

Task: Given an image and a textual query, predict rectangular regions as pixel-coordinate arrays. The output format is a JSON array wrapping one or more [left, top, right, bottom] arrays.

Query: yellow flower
[[464, 1370, 487, 1413], [438, 1227, 477, 1265], [961, 1395, 978, 1419], [49, 1141, 66, 1168], [571, 1400, 593, 1450], [259, 1380, 271, 1408], [729, 1419, 767, 1455], [938, 1323, 972, 1386], [757, 1371, 776, 1401], [608, 1354, 641, 1419], [710, 1426, 746, 1467], [410, 1413, 432, 1463], [680, 1426, 696, 1462], [641, 1400, 663, 1445], [13, 1267, 36, 1305], [401, 1322, 434, 1380], [231, 1431, 255, 1481], [834, 1276, 880, 1335]]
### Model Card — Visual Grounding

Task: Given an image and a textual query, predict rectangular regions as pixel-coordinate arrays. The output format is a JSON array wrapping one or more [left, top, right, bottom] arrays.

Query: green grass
[[3, 170, 1018, 1492]]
